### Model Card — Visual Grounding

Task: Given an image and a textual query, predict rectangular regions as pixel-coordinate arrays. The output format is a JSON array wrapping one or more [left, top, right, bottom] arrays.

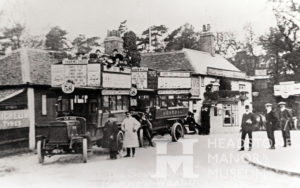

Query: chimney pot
[[207, 24, 211, 31]]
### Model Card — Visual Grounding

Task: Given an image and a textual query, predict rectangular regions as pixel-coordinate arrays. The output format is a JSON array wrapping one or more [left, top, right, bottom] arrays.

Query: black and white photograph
[[0, 0, 300, 187]]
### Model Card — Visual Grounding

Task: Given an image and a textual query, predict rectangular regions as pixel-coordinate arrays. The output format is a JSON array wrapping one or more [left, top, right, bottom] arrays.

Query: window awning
[[0, 88, 25, 103]]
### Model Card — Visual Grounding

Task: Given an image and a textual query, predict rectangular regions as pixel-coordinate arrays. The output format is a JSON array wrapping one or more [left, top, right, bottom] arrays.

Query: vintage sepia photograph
[[0, 0, 300, 187]]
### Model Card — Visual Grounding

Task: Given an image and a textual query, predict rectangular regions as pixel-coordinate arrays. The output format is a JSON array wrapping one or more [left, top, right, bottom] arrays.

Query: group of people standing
[[104, 110, 154, 160], [239, 102, 293, 151]]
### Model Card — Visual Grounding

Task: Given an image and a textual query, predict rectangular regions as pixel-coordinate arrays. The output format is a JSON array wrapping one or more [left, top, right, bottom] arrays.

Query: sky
[[0, 0, 277, 40]]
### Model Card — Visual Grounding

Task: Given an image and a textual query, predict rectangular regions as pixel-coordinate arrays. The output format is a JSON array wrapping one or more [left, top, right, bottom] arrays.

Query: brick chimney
[[103, 30, 124, 55], [199, 24, 215, 56]]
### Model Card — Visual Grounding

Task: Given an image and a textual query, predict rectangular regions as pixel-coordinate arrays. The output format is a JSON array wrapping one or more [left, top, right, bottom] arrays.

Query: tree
[[123, 31, 141, 67], [72, 34, 100, 54], [138, 25, 168, 52], [45, 26, 68, 51], [215, 32, 240, 58], [228, 23, 261, 76], [2, 23, 25, 50], [259, 27, 286, 82], [164, 23, 200, 51], [269, 0, 300, 81]]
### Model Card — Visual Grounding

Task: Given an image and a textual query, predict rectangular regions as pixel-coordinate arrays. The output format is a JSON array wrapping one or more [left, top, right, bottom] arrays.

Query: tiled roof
[[141, 51, 193, 72], [183, 48, 240, 75], [141, 48, 241, 76], [0, 48, 58, 86], [28, 49, 58, 85], [0, 51, 22, 85]]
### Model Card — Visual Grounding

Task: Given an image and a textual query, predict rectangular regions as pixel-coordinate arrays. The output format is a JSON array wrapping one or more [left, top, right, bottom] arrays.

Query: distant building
[[141, 26, 252, 133]]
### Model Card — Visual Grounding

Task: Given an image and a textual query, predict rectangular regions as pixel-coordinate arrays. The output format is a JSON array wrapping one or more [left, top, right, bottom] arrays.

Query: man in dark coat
[[104, 114, 119, 159], [186, 112, 202, 134], [278, 102, 292, 147], [265, 103, 279, 149], [201, 105, 211, 135], [239, 105, 256, 151], [137, 113, 154, 147]]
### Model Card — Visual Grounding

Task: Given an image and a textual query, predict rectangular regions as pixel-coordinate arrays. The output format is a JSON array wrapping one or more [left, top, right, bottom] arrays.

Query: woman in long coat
[[121, 111, 140, 157]]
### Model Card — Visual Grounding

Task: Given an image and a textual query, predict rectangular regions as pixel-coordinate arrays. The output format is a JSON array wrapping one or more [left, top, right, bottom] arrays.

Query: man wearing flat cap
[[278, 102, 292, 147], [265, 103, 278, 149]]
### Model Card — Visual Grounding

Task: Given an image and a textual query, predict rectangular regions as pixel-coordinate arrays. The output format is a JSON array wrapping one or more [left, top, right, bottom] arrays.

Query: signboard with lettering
[[51, 65, 64, 86], [64, 65, 87, 86], [191, 77, 200, 96], [155, 108, 189, 119], [159, 72, 190, 77], [0, 110, 29, 129], [157, 89, 190, 95], [255, 69, 267, 76], [274, 82, 300, 98], [132, 67, 148, 72], [62, 59, 88, 64], [51, 64, 101, 87], [102, 73, 131, 89], [158, 77, 191, 89], [102, 89, 130, 95], [207, 67, 246, 79], [87, 64, 101, 86], [132, 71, 148, 89], [131, 69, 157, 89], [147, 71, 157, 89]]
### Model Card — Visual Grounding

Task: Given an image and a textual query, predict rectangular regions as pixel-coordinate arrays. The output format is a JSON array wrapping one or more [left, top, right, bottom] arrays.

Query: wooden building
[[0, 48, 57, 152]]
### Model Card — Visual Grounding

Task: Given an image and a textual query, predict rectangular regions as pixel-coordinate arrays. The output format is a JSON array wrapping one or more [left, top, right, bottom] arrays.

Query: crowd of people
[[104, 101, 295, 160], [75, 49, 133, 69], [104, 109, 202, 160], [239, 101, 293, 151]]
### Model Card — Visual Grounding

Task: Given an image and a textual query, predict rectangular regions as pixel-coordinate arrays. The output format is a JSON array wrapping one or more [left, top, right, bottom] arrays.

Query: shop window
[[223, 104, 238, 127]]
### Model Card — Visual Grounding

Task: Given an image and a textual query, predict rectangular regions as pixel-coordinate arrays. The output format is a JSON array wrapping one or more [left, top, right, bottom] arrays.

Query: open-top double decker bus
[[131, 67, 192, 142], [36, 59, 132, 163]]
